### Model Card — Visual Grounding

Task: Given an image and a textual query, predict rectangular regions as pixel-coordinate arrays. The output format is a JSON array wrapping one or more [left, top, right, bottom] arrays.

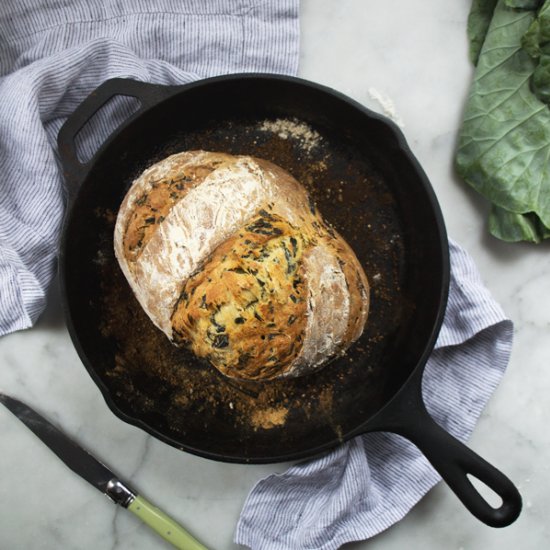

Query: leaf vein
[[461, 75, 531, 123]]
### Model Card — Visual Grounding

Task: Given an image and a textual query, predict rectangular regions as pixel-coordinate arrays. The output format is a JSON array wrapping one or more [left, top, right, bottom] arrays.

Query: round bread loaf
[[114, 151, 369, 380]]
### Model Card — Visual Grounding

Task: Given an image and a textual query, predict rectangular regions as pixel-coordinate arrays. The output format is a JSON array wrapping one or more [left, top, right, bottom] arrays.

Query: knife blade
[[0, 392, 207, 550]]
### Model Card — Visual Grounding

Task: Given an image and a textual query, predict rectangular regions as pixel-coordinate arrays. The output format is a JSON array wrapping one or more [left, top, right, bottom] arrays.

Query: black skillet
[[57, 75, 521, 528]]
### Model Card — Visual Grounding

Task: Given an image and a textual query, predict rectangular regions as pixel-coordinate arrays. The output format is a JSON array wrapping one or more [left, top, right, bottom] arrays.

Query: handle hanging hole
[[74, 95, 142, 164], [467, 473, 504, 509]]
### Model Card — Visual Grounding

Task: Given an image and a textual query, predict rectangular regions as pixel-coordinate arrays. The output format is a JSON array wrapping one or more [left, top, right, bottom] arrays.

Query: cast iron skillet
[[57, 75, 521, 527]]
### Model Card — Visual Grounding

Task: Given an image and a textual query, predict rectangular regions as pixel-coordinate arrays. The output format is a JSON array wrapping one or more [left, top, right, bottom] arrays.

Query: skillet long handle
[[57, 78, 179, 184], [368, 372, 522, 528], [400, 404, 521, 527]]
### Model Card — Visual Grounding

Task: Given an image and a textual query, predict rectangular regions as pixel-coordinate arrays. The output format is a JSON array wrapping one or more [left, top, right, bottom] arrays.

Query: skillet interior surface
[[61, 77, 447, 462]]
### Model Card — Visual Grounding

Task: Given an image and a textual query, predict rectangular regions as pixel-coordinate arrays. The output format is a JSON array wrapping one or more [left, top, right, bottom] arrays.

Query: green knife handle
[[128, 495, 208, 550]]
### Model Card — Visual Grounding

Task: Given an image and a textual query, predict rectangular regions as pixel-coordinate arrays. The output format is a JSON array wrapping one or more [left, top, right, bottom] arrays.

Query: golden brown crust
[[171, 210, 309, 380]]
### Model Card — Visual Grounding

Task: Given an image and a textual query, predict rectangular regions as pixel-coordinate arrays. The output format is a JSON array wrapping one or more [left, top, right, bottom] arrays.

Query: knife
[[0, 392, 208, 550]]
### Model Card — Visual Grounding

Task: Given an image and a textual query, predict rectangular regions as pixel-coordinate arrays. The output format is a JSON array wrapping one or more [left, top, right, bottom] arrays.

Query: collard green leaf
[[533, 54, 550, 102], [504, 0, 542, 8], [522, 2, 550, 103], [539, 3, 550, 41], [521, 2, 550, 56], [468, 0, 499, 64], [489, 204, 550, 241], [457, 0, 550, 241], [522, 19, 542, 57]]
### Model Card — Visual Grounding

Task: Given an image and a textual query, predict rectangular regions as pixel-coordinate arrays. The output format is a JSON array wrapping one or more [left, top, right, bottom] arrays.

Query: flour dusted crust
[[114, 151, 369, 380]]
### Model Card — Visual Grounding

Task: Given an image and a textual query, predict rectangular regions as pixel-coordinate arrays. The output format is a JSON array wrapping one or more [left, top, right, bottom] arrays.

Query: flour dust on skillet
[[91, 114, 410, 462]]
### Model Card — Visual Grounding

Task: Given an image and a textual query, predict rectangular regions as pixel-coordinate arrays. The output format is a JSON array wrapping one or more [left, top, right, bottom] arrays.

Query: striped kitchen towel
[[235, 239, 514, 549], [0, 0, 299, 336]]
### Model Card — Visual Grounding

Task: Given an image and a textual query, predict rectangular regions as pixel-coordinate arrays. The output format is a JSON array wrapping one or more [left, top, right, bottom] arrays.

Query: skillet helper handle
[[398, 401, 522, 527], [128, 495, 208, 550], [57, 78, 179, 183]]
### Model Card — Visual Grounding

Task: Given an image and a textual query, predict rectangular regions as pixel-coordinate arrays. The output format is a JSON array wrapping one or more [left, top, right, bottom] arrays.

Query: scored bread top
[[114, 151, 369, 379]]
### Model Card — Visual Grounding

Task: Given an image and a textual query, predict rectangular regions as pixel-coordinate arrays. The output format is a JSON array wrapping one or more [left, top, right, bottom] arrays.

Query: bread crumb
[[251, 406, 288, 430], [318, 386, 333, 411], [259, 118, 322, 153]]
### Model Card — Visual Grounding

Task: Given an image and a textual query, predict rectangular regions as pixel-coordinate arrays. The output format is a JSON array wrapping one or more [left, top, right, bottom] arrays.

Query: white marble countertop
[[1, 1, 549, 548]]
